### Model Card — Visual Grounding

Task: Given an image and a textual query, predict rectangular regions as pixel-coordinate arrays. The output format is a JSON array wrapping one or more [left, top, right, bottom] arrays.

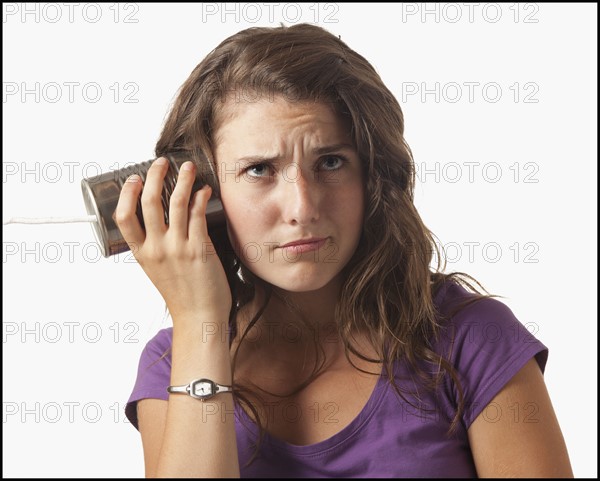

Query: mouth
[[279, 237, 328, 254]]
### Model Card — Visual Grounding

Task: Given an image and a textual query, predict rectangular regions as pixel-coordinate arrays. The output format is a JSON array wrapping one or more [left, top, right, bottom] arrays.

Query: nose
[[279, 163, 320, 226]]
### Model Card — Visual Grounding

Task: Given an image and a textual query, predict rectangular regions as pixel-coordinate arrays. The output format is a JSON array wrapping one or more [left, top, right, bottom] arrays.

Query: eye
[[243, 163, 271, 178], [320, 155, 348, 171]]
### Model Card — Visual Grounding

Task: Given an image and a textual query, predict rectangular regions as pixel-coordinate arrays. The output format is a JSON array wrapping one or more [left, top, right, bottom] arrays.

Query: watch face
[[192, 380, 214, 399]]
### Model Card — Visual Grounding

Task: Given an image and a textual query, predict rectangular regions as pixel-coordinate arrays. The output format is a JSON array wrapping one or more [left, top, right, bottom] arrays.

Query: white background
[[3, 2, 597, 477]]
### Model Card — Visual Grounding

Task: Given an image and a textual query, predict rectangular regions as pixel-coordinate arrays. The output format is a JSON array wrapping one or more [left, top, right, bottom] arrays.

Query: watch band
[[167, 378, 233, 401]]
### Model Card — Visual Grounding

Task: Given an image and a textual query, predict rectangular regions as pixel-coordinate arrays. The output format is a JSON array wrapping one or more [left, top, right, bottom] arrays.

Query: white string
[[3, 215, 98, 225]]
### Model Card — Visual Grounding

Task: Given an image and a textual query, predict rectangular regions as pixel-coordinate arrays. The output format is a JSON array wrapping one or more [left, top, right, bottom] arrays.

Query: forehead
[[213, 95, 352, 146]]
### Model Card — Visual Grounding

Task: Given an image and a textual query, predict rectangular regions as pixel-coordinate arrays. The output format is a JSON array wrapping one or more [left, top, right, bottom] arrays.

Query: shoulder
[[140, 327, 173, 363], [434, 279, 521, 325], [134, 326, 174, 383], [432, 280, 549, 427], [125, 327, 173, 429], [434, 280, 548, 369]]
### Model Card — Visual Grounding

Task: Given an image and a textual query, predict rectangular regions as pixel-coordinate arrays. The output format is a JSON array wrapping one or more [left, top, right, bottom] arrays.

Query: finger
[[168, 161, 197, 239], [114, 174, 146, 252], [188, 184, 212, 243], [140, 157, 169, 235]]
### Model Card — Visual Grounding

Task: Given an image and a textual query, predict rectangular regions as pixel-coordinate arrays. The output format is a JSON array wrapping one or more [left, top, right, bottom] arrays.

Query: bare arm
[[138, 399, 167, 477], [467, 357, 573, 477], [138, 326, 239, 478]]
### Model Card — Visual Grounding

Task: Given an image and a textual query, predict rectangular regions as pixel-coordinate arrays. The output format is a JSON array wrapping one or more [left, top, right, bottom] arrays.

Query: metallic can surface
[[81, 151, 224, 257]]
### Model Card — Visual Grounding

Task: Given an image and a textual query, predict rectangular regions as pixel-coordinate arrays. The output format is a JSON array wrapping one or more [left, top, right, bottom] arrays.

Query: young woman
[[118, 23, 573, 477]]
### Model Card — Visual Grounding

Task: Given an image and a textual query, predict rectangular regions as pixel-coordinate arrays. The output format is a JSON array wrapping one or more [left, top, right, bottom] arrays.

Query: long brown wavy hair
[[154, 23, 493, 459]]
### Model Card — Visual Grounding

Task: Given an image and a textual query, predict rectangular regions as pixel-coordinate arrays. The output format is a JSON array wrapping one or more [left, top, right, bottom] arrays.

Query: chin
[[255, 265, 342, 294], [265, 268, 338, 293], [275, 280, 330, 293]]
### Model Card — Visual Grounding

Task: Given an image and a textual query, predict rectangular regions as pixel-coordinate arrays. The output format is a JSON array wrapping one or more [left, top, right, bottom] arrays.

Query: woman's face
[[214, 96, 365, 293]]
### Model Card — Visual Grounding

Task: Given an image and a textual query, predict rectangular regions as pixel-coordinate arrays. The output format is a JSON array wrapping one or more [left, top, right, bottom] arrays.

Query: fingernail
[[154, 157, 167, 166], [126, 174, 140, 183], [182, 161, 195, 171]]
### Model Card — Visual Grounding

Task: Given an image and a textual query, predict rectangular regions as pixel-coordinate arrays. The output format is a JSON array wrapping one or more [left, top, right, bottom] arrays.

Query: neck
[[233, 274, 346, 362], [270, 274, 342, 330], [231, 274, 381, 391]]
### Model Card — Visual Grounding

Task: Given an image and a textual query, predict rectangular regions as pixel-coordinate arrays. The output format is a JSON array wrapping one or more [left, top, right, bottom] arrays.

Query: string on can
[[3, 215, 98, 225]]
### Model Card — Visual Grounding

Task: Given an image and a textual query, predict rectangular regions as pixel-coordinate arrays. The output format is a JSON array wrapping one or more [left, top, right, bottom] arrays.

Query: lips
[[280, 237, 328, 248], [277, 237, 329, 255]]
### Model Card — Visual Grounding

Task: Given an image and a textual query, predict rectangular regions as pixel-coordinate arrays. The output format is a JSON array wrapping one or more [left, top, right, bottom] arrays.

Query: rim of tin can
[[81, 178, 110, 258]]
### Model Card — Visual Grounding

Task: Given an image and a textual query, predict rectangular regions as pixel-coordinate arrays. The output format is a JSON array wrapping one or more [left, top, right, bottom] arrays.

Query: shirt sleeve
[[125, 327, 173, 430], [435, 284, 549, 430]]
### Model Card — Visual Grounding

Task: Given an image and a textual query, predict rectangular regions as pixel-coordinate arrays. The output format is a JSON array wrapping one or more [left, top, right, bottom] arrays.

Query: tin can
[[81, 151, 224, 258]]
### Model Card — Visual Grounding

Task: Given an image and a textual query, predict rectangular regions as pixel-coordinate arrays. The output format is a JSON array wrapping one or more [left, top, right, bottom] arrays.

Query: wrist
[[170, 334, 233, 386], [172, 318, 232, 344], [167, 378, 233, 401]]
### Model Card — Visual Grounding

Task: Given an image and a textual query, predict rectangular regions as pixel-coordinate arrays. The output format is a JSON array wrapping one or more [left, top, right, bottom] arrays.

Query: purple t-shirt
[[125, 281, 548, 477]]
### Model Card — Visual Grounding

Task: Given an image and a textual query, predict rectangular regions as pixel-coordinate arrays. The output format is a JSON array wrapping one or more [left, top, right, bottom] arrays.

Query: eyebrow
[[235, 143, 356, 164]]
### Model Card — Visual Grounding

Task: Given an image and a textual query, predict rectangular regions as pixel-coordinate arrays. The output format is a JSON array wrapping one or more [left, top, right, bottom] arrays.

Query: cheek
[[221, 192, 273, 249], [331, 183, 365, 231]]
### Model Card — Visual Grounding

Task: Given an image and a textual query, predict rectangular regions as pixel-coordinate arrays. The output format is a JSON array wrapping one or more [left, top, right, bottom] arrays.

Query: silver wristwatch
[[167, 378, 233, 401]]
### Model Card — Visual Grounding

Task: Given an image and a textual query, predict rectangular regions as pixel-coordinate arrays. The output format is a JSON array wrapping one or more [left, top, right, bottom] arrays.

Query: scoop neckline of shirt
[[232, 283, 454, 454], [235, 365, 389, 456]]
